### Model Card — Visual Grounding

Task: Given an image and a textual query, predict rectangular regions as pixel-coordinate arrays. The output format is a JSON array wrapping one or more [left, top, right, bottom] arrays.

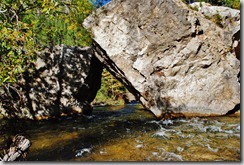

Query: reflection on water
[[0, 104, 240, 161]]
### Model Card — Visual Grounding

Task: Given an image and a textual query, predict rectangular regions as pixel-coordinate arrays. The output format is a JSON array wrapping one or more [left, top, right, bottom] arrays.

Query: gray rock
[[84, 0, 240, 118], [189, 2, 240, 60], [190, 2, 240, 35], [0, 45, 103, 120]]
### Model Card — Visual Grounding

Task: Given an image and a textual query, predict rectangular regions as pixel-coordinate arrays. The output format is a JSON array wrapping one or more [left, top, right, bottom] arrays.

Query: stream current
[[0, 104, 240, 161]]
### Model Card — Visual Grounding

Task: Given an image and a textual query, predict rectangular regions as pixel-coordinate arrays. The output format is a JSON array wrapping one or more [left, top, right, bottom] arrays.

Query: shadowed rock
[[0, 45, 103, 120]]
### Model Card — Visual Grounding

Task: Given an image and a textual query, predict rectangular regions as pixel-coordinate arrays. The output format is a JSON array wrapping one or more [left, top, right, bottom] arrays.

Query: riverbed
[[0, 104, 240, 161]]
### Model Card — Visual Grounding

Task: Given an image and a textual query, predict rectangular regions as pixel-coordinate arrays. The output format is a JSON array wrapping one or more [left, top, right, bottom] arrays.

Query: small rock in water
[[99, 151, 107, 154], [152, 152, 158, 156], [177, 147, 184, 152], [135, 144, 143, 148], [75, 148, 91, 157], [206, 144, 218, 153]]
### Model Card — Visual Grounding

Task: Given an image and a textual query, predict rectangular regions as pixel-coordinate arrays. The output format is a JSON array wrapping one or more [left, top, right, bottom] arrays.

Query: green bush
[[0, 0, 94, 85], [191, 0, 240, 9], [94, 68, 126, 105]]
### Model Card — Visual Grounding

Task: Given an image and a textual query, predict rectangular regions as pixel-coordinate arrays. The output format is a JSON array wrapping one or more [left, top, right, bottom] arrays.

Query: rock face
[[84, 0, 240, 118], [190, 2, 240, 36], [189, 2, 240, 60], [0, 45, 103, 120]]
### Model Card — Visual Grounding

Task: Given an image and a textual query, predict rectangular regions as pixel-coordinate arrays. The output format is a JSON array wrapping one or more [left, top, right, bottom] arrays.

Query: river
[[0, 104, 240, 161]]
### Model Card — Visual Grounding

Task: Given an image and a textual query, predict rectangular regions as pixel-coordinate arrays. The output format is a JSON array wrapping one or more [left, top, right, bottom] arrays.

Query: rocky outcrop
[[190, 2, 240, 35], [84, 0, 240, 118], [189, 2, 240, 60], [0, 45, 103, 120]]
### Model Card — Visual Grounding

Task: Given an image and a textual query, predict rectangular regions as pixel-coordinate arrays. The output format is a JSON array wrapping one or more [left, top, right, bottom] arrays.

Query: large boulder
[[0, 45, 103, 120], [84, 0, 240, 118]]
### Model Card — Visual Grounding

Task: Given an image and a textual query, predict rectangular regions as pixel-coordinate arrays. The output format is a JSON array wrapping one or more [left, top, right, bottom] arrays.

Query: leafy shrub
[[94, 68, 127, 105], [0, 0, 94, 85]]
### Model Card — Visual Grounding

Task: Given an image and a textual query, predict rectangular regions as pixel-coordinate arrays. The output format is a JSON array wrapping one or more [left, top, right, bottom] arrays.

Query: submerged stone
[[84, 0, 240, 118]]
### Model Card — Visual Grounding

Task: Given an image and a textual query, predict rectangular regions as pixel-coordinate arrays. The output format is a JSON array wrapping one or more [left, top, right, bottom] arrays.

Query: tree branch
[[0, 9, 7, 13]]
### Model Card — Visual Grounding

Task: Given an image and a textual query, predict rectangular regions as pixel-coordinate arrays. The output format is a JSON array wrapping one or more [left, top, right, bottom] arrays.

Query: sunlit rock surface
[[189, 2, 240, 60], [0, 45, 103, 120], [84, 0, 240, 118]]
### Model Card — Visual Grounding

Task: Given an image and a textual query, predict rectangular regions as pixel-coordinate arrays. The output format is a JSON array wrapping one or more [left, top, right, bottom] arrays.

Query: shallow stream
[[0, 104, 240, 161]]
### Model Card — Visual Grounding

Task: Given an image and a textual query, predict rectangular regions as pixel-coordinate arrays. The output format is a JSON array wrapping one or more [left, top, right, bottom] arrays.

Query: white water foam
[[147, 119, 174, 126], [162, 119, 174, 126], [235, 125, 240, 131], [224, 130, 233, 134], [153, 130, 169, 139], [158, 148, 183, 161], [206, 125, 222, 132]]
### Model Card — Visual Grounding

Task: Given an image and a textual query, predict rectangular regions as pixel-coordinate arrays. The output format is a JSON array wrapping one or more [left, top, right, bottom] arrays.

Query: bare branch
[[0, 9, 7, 13]]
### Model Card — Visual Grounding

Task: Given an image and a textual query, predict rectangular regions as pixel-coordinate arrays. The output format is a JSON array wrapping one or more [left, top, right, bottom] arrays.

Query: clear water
[[0, 104, 240, 161]]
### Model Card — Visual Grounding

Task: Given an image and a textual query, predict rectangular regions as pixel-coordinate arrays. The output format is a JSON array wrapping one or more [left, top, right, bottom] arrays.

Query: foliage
[[203, 0, 239, 9], [212, 13, 224, 27], [94, 68, 126, 105], [34, 0, 94, 46], [0, 0, 94, 85], [0, 0, 126, 105], [185, 0, 240, 9], [189, 5, 199, 11]]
